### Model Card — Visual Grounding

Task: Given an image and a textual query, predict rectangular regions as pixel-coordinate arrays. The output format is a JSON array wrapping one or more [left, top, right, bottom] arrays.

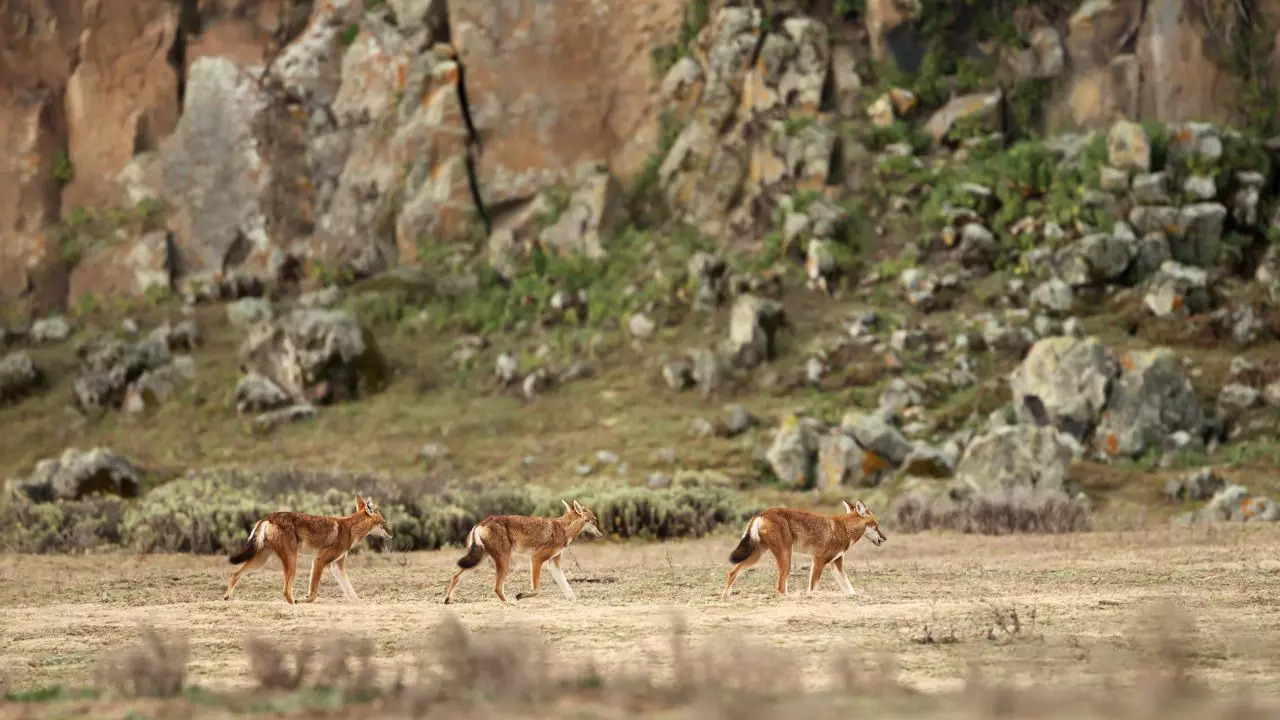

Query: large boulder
[[15, 447, 143, 502], [765, 414, 819, 489], [816, 431, 890, 490], [955, 425, 1081, 492], [1094, 348, 1204, 458], [724, 295, 787, 369], [72, 334, 173, 413], [238, 309, 389, 405], [1010, 336, 1119, 440]]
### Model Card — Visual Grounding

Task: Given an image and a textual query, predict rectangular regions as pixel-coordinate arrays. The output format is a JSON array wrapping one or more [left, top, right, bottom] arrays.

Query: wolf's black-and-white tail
[[728, 516, 762, 564], [456, 525, 486, 568], [228, 520, 266, 564]]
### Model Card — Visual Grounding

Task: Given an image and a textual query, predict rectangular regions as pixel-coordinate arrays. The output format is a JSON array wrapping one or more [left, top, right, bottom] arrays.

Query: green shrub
[[110, 469, 750, 555], [0, 488, 126, 553]]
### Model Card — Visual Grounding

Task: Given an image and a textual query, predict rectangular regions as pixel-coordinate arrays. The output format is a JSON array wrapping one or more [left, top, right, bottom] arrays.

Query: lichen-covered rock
[[1010, 336, 1119, 440], [238, 309, 388, 406], [1144, 261, 1211, 316], [955, 425, 1080, 492], [72, 335, 173, 413], [16, 447, 142, 502], [766, 414, 819, 488], [1058, 233, 1135, 286], [724, 295, 786, 369], [0, 351, 42, 405], [1094, 348, 1204, 458], [817, 432, 886, 490], [1172, 203, 1227, 267], [1030, 278, 1074, 314], [1106, 120, 1150, 171], [29, 316, 71, 344], [841, 410, 912, 466], [123, 356, 196, 413]]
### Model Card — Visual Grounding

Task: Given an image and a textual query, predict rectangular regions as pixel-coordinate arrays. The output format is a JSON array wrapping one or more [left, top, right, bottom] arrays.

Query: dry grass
[[4, 526, 1280, 716]]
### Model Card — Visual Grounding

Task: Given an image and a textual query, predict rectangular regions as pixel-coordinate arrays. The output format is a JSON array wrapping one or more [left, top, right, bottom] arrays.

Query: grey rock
[[1128, 205, 1179, 236], [1182, 175, 1217, 201], [662, 357, 694, 391], [1173, 203, 1227, 267], [766, 415, 819, 488], [1129, 232, 1172, 282], [816, 431, 883, 490], [234, 373, 292, 414], [842, 410, 912, 466], [252, 404, 318, 433], [30, 316, 71, 343], [0, 351, 42, 405], [725, 295, 786, 369], [1011, 336, 1118, 440], [955, 425, 1080, 492], [629, 312, 656, 339], [1144, 261, 1210, 316], [238, 309, 386, 405], [1218, 383, 1262, 412], [722, 403, 754, 437], [1030, 278, 1074, 314], [227, 297, 274, 328], [1094, 348, 1204, 458], [19, 447, 142, 502], [1131, 172, 1171, 205], [299, 285, 342, 309]]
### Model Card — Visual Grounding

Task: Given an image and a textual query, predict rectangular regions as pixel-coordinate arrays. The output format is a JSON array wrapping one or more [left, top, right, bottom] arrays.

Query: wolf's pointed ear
[[356, 494, 367, 513], [561, 499, 572, 513], [854, 499, 868, 516], [572, 500, 584, 514], [841, 499, 855, 514]]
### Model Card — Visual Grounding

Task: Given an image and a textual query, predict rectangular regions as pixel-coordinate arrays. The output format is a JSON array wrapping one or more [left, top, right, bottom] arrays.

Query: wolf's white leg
[[547, 563, 576, 601]]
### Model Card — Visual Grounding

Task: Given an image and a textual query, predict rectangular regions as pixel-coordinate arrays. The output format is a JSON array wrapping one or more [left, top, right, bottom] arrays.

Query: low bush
[[94, 628, 188, 698], [0, 486, 126, 553], [2, 468, 750, 554], [890, 487, 1092, 535]]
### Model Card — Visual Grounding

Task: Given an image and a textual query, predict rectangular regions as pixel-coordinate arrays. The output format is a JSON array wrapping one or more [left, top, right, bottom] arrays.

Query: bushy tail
[[457, 525, 485, 569], [228, 521, 264, 565], [728, 516, 761, 564]]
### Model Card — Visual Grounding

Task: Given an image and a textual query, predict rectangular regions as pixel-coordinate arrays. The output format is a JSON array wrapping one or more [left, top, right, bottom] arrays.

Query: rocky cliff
[[2, 0, 1279, 314]]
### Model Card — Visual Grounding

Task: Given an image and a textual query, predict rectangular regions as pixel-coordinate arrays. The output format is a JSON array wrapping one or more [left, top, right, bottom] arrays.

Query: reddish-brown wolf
[[223, 494, 394, 604], [722, 499, 886, 599], [443, 500, 602, 604]]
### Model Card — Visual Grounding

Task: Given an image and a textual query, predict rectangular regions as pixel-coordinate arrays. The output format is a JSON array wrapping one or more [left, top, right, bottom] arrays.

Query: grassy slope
[[5, 256, 1280, 523]]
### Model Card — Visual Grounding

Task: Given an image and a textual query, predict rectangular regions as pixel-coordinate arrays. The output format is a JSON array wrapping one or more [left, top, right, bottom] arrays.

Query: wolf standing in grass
[[443, 500, 603, 605], [223, 494, 394, 604], [721, 499, 886, 599]]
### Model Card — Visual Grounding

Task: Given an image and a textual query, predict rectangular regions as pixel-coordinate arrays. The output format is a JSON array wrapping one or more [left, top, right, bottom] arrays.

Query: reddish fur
[[443, 500, 602, 605], [722, 499, 886, 599], [223, 494, 393, 604]]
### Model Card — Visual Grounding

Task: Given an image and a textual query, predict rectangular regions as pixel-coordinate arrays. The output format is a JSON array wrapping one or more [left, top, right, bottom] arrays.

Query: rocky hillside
[[5, 0, 1280, 552]]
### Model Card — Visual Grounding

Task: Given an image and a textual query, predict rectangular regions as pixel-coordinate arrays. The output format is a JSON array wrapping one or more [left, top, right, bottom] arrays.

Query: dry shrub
[[220, 614, 1280, 720], [244, 632, 379, 697], [400, 614, 555, 709], [245, 637, 314, 690], [94, 627, 188, 697], [890, 487, 1092, 535]]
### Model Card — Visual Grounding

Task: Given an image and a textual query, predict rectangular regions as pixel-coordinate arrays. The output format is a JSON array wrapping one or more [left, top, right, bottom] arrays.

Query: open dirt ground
[[5, 525, 1280, 698]]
